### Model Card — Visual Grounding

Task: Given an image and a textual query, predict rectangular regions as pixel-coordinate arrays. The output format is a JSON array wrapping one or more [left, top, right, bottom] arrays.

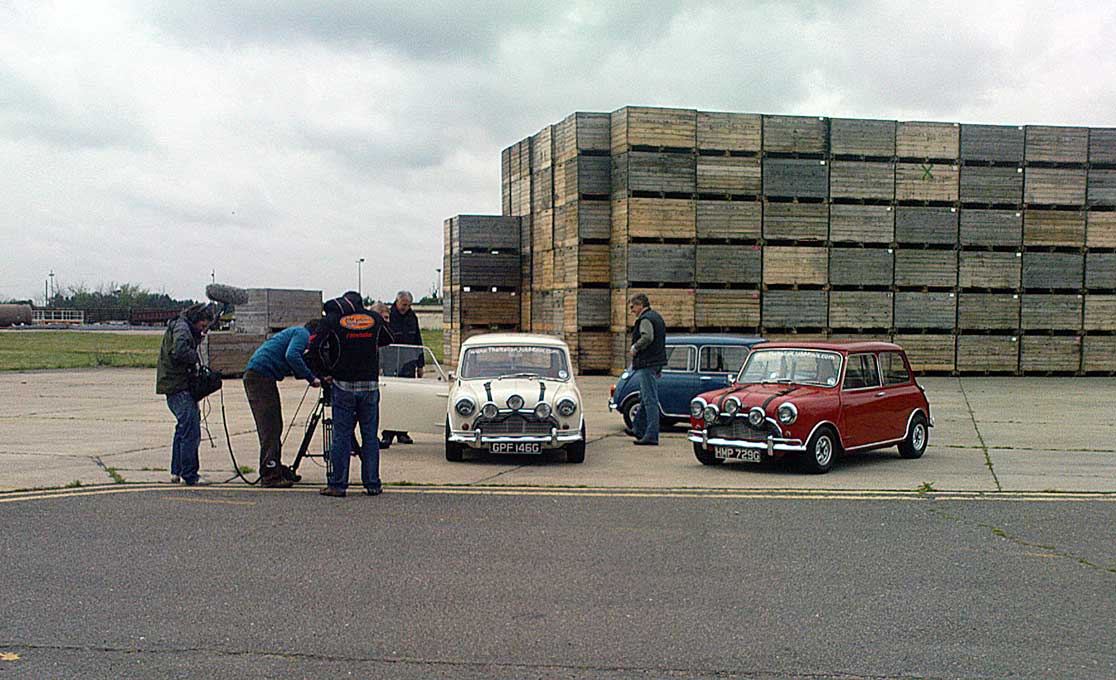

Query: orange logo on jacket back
[[339, 314, 375, 330]]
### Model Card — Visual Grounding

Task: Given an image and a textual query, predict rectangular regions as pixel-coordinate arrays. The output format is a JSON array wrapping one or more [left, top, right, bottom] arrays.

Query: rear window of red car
[[880, 351, 911, 386]]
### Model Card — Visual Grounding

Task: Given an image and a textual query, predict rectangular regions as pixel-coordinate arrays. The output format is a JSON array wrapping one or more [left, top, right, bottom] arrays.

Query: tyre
[[801, 427, 838, 474], [898, 413, 929, 459], [693, 442, 724, 466], [621, 398, 640, 435], [444, 418, 464, 462], [565, 423, 587, 463]]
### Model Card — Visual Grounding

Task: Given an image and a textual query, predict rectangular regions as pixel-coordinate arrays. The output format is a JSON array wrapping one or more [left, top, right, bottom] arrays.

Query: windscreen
[[460, 346, 570, 380], [737, 349, 842, 387]]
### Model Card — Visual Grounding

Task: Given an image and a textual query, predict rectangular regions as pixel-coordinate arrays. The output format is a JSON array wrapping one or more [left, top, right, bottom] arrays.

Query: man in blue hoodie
[[243, 321, 321, 488]]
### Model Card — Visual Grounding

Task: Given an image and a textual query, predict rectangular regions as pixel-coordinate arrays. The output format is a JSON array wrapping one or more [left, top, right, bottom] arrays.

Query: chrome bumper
[[607, 399, 617, 411], [687, 429, 806, 456], [449, 428, 583, 447]]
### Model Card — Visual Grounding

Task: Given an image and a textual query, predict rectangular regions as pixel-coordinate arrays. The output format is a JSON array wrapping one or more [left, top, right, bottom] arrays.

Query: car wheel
[[444, 418, 464, 462], [801, 427, 837, 474], [899, 413, 929, 459], [621, 398, 640, 435], [565, 423, 586, 463], [693, 442, 724, 466]]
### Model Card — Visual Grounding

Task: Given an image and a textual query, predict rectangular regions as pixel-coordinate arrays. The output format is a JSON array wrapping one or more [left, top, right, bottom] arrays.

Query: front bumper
[[449, 428, 583, 448], [687, 429, 806, 457], [607, 399, 617, 412]]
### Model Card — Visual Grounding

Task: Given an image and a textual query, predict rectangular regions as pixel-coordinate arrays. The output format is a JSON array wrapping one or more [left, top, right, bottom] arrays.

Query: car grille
[[477, 414, 554, 435], [708, 419, 773, 441]]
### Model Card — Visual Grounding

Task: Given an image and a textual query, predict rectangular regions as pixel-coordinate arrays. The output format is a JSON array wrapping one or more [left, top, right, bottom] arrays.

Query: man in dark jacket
[[380, 290, 425, 447], [314, 291, 394, 497], [627, 293, 667, 446], [156, 303, 215, 485]]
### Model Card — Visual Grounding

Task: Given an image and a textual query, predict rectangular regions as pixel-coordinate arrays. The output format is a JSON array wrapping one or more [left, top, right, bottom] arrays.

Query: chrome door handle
[[875, 391, 886, 397], [700, 376, 713, 380]]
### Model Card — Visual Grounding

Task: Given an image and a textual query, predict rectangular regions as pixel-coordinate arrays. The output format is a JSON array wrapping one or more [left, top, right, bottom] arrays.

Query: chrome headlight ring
[[777, 402, 798, 425], [556, 398, 578, 417], [507, 394, 525, 411], [454, 397, 476, 417], [689, 398, 707, 418], [747, 407, 765, 427], [480, 402, 499, 419], [702, 405, 719, 423], [722, 396, 741, 416], [534, 402, 552, 419]]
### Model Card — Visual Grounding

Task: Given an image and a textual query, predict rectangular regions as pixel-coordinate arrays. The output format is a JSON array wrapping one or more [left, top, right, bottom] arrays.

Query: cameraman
[[156, 302, 215, 486], [314, 291, 393, 497], [243, 321, 322, 488]]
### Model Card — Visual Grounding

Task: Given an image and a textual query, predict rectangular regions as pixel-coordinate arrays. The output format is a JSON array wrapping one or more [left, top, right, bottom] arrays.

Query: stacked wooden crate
[[205, 288, 322, 377]]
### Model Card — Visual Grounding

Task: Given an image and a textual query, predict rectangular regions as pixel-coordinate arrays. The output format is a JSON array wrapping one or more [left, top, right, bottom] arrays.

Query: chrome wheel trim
[[912, 423, 926, 451], [815, 435, 833, 467]]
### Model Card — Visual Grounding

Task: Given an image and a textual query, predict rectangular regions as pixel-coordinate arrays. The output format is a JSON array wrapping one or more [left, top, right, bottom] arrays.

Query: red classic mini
[[688, 341, 932, 473]]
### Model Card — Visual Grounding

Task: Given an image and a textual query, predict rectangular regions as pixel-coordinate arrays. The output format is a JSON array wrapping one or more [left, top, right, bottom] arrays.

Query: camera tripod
[[288, 383, 363, 478]]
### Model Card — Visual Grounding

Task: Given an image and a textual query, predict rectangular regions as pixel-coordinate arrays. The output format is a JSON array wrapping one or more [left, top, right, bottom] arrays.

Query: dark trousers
[[382, 360, 420, 442], [243, 370, 284, 481]]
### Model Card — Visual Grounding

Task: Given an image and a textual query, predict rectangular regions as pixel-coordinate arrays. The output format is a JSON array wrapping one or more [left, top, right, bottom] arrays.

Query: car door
[[378, 347, 451, 434], [657, 345, 698, 416], [839, 352, 883, 448], [878, 351, 919, 441]]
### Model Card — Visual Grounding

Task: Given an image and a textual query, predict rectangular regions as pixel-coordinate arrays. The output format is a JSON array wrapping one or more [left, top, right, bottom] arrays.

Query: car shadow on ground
[[695, 448, 909, 476]]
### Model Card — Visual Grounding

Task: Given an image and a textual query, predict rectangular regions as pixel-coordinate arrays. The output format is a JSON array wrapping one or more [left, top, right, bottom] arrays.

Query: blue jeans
[[631, 367, 662, 444], [328, 387, 381, 492], [166, 391, 200, 483]]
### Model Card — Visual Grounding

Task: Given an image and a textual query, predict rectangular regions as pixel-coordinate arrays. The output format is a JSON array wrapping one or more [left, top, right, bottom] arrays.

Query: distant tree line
[[44, 282, 197, 310]]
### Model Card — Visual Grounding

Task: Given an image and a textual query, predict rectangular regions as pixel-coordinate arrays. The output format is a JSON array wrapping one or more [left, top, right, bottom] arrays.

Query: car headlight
[[702, 405, 719, 423], [481, 402, 499, 419], [454, 397, 476, 417], [722, 396, 741, 416], [690, 398, 706, 418], [747, 407, 765, 427], [777, 402, 798, 425], [534, 402, 552, 419], [556, 398, 577, 417], [507, 394, 525, 410]]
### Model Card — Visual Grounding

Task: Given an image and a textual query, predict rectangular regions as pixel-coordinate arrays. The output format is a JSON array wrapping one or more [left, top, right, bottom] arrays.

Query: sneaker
[[378, 439, 392, 450], [260, 477, 295, 489], [184, 476, 213, 486], [170, 475, 181, 484], [364, 487, 383, 496], [633, 439, 659, 446], [319, 487, 346, 497], [397, 433, 414, 445], [279, 466, 301, 483]]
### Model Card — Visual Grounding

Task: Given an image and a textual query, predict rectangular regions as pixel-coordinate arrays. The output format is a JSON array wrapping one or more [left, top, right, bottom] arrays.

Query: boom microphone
[[206, 283, 250, 306]]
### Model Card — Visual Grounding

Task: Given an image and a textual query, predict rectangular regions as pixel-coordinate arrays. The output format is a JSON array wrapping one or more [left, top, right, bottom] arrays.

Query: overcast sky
[[2, 0, 1114, 304]]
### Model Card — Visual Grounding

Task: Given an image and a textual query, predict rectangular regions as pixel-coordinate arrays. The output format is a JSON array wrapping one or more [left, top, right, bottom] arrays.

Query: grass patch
[[421, 329, 444, 366], [105, 467, 126, 484], [916, 481, 937, 494], [0, 331, 161, 371], [238, 465, 255, 475], [65, 480, 83, 488]]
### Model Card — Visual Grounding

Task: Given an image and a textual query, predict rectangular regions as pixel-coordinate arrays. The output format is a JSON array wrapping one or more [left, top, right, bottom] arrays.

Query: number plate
[[714, 446, 763, 463], [490, 442, 542, 454]]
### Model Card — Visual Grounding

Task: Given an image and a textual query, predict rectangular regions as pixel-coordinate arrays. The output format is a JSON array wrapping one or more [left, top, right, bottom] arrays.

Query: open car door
[[378, 345, 450, 435]]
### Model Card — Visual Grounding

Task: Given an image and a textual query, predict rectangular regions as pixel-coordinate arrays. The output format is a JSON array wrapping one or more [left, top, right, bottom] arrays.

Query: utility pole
[[356, 258, 365, 298]]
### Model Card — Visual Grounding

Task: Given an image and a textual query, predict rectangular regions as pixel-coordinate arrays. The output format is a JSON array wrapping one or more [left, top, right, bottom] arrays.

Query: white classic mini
[[445, 333, 586, 463]]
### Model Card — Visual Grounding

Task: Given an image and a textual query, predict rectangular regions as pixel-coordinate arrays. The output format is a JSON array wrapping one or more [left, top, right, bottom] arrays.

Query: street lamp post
[[356, 258, 366, 298]]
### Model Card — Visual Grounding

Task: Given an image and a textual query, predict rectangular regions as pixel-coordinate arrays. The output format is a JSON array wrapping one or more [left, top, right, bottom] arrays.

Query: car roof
[[749, 340, 902, 354], [461, 332, 569, 349], [666, 334, 765, 346]]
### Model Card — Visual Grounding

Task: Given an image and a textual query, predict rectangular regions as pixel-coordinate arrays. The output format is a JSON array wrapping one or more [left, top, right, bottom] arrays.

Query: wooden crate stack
[[206, 288, 322, 377]]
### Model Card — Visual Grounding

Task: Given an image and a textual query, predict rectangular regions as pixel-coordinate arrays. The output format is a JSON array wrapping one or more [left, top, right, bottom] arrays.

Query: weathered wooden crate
[[894, 207, 958, 244], [829, 161, 894, 200], [957, 335, 1018, 372], [554, 112, 610, 162], [569, 288, 610, 328], [958, 252, 1019, 289], [1087, 169, 1116, 206], [829, 204, 894, 243], [960, 124, 1024, 162], [519, 291, 531, 330], [510, 175, 530, 216], [958, 294, 1020, 329], [459, 291, 520, 326], [1023, 210, 1086, 247], [695, 245, 762, 284], [576, 331, 613, 372], [762, 290, 828, 327], [959, 166, 1023, 204], [1024, 168, 1087, 205], [624, 243, 695, 284], [451, 215, 521, 251], [696, 200, 762, 240], [1025, 126, 1089, 163], [611, 287, 695, 328], [1021, 335, 1081, 373], [896, 122, 959, 160], [203, 332, 267, 377], [1087, 252, 1116, 289], [763, 246, 827, 285], [696, 155, 762, 193], [613, 151, 696, 194], [554, 199, 610, 245], [237, 288, 323, 335], [611, 106, 696, 151], [896, 163, 959, 202], [501, 147, 512, 215], [895, 292, 956, 329], [1084, 295, 1116, 330], [960, 210, 1022, 246], [697, 111, 762, 152], [531, 208, 554, 246], [762, 115, 828, 154], [531, 125, 554, 170], [554, 156, 611, 202], [695, 289, 761, 327], [556, 244, 610, 286], [531, 249, 554, 291], [1021, 294, 1082, 329], [763, 158, 828, 198], [762, 202, 827, 241], [1022, 252, 1084, 289], [1087, 212, 1116, 248], [611, 197, 696, 240], [529, 289, 564, 332], [894, 334, 956, 372], [828, 291, 893, 328], [827, 247, 892, 287], [1089, 128, 1116, 164], [896, 250, 958, 288], [763, 332, 830, 344], [829, 118, 896, 157], [1083, 335, 1116, 372]]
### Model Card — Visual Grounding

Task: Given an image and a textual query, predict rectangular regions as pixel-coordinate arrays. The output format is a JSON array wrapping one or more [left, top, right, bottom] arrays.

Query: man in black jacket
[[381, 290, 425, 447], [155, 303, 215, 484], [628, 293, 667, 446], [313, 292, 394, 497]]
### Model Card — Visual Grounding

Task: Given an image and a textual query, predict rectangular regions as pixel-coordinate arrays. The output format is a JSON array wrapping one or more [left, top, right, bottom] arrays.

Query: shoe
[[379, 439, 392, 450], [319, 487, 346, 497], [261, 477, 295, 489], [633, 439, 659, 446], [279, 465, 301, 483], [170, 475, 181, 484], [364, 488, 383, 496], [184, 476, 213, 486], [623, 428, 637, 438], [397, 433, 413, 445]]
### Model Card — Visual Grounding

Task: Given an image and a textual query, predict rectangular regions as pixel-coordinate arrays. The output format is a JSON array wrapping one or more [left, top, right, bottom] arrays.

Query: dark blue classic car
[[608, 334, 765, 430]]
